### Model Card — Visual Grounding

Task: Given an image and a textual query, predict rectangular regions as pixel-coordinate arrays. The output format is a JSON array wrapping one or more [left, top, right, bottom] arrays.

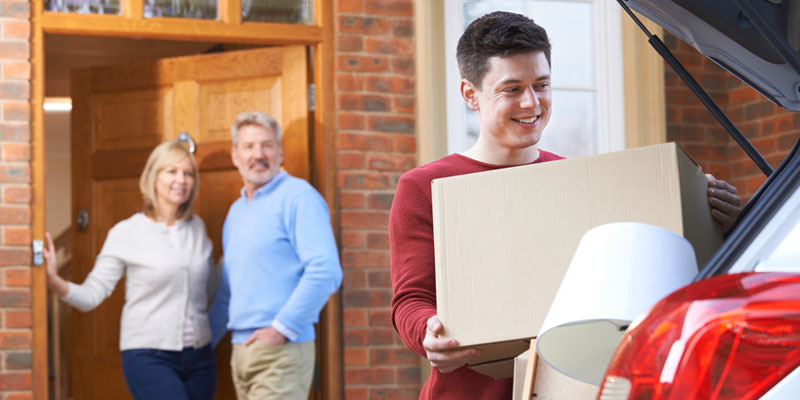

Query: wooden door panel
[[282, 115, 310, 181], [71, 46, 310, 400], [94, 88, 173, 151], [91, 179, 139, 357], [173, 81, 199, 138], [85, 48, 284, 93], [194, 170, 242, 400], [91, 149, 152, 181], [72, 179, 139, 400], [280, 46, 309, 181], [195, 169, 242, 262], [86, 288, 129, 400], [93, 179, 141, 250], [197, 76, 281, 142]]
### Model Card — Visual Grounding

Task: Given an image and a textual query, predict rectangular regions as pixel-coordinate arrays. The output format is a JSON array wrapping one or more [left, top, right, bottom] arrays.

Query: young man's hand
[[706, 174, 742, 233], [423, 316, 481, 373]]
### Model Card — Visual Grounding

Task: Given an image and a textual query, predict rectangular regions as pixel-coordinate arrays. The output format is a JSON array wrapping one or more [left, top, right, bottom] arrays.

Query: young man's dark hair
[[456, 11, 552, 89]]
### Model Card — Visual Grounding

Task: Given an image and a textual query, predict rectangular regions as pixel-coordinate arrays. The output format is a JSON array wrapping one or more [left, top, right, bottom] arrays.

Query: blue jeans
[[121, 345, 216, 400]]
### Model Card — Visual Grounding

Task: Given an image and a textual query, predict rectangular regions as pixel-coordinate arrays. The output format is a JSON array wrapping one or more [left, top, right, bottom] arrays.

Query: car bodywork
[[598, 1, 800, 399]]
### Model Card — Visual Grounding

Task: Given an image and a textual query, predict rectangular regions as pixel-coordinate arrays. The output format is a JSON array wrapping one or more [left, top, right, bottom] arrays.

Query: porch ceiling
[[45, 34, 220, 97]]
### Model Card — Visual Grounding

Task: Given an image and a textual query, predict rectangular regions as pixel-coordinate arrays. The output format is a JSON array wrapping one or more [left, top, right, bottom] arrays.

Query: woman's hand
[[44, 232, 58, 277], [44, 232, 69, 297]]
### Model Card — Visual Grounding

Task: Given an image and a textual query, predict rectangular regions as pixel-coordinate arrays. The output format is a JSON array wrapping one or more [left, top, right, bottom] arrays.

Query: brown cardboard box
[[431, 143, 723, 377], [512, 350, 599, 399], [512, 349, 532, 399]]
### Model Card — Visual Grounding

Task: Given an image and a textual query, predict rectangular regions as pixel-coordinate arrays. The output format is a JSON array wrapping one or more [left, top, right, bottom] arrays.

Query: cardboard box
[[432, 143, 723, 377], [512, 349, 530, 399], [512, 349, 599, 399]]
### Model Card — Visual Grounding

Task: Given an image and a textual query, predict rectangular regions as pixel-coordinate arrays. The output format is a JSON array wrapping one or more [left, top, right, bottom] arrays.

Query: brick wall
[[664, 33, 800, 201], [0, 0, 33, 399], [334, 0, 420, 399]]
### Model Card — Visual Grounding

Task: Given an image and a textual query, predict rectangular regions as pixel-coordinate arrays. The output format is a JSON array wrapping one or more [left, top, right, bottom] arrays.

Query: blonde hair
[[230, 111, 282, 146], [139, 141, 199, 221]]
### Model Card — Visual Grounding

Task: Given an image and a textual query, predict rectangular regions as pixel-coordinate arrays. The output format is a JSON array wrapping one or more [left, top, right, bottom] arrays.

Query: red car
[[598, 1, 800, 399]]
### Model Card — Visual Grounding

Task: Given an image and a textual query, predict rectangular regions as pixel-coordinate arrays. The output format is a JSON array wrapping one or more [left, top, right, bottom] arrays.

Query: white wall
[[45, 109, 71, 237]]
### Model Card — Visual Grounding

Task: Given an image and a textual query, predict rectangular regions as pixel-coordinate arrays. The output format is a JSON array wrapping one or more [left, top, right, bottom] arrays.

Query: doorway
[[44, 34, 327, 400]]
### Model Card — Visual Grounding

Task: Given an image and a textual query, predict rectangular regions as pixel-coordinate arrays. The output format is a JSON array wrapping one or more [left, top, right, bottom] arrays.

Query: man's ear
[[461, 79, 479, 111], [231, 146, 239, 168]]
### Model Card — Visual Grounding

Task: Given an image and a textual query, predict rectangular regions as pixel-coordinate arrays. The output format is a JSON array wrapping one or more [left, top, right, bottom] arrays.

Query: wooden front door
[[70, 46, 309, 399]]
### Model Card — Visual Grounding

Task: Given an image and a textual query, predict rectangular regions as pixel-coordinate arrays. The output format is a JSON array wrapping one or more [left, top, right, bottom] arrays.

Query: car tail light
[[598, 272, 800, 400]]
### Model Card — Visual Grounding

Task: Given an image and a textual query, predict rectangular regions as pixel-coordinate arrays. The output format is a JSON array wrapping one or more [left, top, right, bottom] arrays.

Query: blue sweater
[[209, 171, 342, 345]]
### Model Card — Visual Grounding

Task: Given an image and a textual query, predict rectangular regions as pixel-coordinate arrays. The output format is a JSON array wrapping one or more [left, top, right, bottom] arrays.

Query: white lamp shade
[[536, 222, 698, 386]]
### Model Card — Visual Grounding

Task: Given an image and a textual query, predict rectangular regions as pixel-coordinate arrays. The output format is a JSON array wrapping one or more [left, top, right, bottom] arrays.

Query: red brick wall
[[0, 0, 33, 399], [664, 33, 800, 201], [334, 0, 420, 399]]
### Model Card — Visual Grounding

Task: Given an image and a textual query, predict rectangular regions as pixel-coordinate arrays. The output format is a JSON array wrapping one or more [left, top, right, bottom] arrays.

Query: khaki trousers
[[231, 341, 315, 400]]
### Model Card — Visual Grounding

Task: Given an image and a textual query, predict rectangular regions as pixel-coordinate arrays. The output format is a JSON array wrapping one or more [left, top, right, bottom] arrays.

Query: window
[[444, 0, 626, 158], [44, 0, 313, 23], [144, 0, 216, 19], [45, 0, 122, 14]]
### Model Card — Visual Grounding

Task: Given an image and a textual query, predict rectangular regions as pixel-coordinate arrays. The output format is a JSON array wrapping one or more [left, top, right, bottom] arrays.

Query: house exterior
[[0, 0, 797, 399]]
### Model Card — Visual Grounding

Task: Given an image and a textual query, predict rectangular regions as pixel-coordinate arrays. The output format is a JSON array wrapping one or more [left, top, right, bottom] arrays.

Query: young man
[[389, 11, 741, 399], [209, 111, 342, 399]]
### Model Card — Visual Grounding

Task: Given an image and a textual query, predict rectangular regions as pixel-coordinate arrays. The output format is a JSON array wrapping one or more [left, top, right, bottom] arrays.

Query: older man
[[210, 111, 342, 399]]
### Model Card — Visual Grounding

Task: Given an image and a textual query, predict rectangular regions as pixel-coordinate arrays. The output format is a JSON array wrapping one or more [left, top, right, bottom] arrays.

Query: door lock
[[77, 208, 89, 231]]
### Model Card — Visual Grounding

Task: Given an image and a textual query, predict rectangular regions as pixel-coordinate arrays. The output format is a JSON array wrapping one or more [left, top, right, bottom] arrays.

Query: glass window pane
[[530, 0, 594, 89], [538, 90, 596, 158], [463, 0, 525, 26], [45, 0, 121, 15], [144, 0, 216, 19], [760, 218, 800, 271], [243, 0, 313, 24]]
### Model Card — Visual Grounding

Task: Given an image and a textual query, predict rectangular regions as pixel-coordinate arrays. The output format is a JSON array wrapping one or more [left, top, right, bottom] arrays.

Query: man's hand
[[244, 326, 286, 346], [423, 316, 481, 374], [706, 174, 742, 233]]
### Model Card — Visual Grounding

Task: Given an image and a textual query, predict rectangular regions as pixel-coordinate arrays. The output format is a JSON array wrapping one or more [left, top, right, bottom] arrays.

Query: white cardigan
[[63, 213, 214, 351]]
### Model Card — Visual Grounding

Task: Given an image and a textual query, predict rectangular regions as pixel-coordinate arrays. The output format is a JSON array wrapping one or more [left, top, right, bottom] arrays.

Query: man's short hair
[[456, 11, 552, 89], [230, 111, 282, 146]]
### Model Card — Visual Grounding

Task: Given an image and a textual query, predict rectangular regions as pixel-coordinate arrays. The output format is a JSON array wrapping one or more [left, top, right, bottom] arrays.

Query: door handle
[[76, 208, 89, 231], [176, 131, 196, 154]]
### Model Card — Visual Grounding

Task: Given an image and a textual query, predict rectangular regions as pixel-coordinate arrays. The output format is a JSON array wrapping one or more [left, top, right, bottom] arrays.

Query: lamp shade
[[536, 222, 698, 386]]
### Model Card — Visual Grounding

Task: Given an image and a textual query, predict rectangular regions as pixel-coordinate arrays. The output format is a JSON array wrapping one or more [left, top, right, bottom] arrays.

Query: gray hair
[[230, 111, 282, 145]]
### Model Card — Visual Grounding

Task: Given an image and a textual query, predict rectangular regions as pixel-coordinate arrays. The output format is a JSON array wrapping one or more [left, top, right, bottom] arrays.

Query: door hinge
[[308, 83, 316, 112]]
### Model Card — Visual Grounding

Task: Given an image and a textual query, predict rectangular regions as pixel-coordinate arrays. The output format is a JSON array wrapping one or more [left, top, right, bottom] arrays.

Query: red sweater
[[389, 151, 564, 400]]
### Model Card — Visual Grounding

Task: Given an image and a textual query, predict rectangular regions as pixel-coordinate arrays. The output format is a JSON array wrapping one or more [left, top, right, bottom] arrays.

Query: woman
[[44, 140, 216, 400]]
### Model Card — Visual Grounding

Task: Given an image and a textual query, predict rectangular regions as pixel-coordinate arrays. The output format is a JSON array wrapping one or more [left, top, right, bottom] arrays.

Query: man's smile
[[512, 116, 539, 124]]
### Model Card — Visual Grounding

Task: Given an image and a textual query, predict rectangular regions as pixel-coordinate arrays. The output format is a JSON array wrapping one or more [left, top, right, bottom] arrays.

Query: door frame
[[30, 2, 339, 399]]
